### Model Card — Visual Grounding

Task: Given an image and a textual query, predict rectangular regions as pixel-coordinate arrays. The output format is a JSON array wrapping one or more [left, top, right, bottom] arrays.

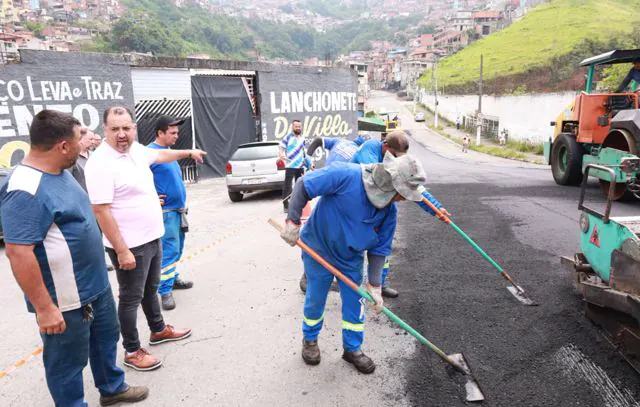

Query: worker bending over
[[280, 152, 428, 373], [306, 135, 368, 165], [350, 131, 450, 298]]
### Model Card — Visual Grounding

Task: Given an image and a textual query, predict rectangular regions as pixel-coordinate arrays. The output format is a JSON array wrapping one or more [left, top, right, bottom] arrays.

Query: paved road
[[371, 91, 640, 406], [1, 90, 639, 407]]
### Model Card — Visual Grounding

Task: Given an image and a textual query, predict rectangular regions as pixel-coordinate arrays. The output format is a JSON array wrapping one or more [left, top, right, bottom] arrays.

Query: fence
[[461, 114, 500, 140]]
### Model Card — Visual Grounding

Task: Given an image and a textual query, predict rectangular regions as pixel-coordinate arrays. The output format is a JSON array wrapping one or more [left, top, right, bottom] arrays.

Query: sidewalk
[[403, 102, 546, 165]]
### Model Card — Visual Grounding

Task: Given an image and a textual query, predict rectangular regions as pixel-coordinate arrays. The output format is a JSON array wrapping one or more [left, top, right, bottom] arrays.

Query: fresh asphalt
[[373, 91, 640, 406]]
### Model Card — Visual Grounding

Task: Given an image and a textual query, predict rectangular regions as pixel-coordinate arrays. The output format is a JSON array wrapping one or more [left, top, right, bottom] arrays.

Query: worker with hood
[[280, 152, 428, 374], [350, 131, 450, 298]]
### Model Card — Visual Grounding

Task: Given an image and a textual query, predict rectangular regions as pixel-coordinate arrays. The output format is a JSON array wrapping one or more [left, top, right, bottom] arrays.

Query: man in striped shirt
[[279, 120, 312, 213]]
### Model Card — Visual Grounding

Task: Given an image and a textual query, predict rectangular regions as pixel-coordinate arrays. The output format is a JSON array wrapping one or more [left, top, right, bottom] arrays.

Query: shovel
[[420, 197, 537, 306], [269, 218, 485, 402]]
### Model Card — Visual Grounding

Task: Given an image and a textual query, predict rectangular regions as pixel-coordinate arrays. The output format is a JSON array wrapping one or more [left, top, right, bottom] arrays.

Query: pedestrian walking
[[85, 106, 205, 371], [148, 116, 194, 311], [462, 135, 470, 153], [279, 120, 312, 213], [0, 110, 148, 406], [280, 153, 428, 373]]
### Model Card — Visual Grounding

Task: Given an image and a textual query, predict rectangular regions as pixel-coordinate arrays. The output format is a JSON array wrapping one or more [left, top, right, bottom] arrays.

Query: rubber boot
[[302, 339, 321, 365]]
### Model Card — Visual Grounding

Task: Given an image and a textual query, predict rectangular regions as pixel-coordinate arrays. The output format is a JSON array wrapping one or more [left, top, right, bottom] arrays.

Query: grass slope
[[419, 0, 640, 90]]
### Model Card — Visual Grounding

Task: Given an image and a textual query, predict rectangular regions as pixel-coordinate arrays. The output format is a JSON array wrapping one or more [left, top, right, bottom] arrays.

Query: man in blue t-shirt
[[0, 110, 148, 406], [148, 116, 194, 311]]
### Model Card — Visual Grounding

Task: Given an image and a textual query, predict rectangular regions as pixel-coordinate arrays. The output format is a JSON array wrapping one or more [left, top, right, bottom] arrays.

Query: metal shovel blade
[[448, 353, 485, 402], [506, 285, 537, 306]]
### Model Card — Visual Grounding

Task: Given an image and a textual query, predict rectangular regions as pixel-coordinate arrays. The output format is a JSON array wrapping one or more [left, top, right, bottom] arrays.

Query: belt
[[162, 207, 187, 214]]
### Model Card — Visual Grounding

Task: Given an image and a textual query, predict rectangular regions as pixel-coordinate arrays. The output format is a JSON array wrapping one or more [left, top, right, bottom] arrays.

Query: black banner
[[191, 76, 255, 177], [258, 69, 358, 164], [0, 52, 135, 167]]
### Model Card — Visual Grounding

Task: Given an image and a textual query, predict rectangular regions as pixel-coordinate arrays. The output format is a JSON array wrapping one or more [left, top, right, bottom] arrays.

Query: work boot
[[161, 293, 175, 310], [299, 272, 307, 293], [149, 324, 192, 345], [173, 278, 193, 290], [100, 386, 150, 406], [342, 350, 376, 374], [381, 286, 399, 298], [302, 339, 321, 365], [123, 348, 162, 372]]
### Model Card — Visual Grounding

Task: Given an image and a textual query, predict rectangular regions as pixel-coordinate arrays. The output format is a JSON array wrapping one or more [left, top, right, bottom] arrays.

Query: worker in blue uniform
[[306, 135, 368, 165], [148, 116, 194, 311], [350, 131, 450, 298], [280, 152, 428, 373]]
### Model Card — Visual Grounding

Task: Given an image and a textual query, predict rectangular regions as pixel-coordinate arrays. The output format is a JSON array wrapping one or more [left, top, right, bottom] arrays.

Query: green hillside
[[419, 0, 640, 94], [91, 0, 421, 60]]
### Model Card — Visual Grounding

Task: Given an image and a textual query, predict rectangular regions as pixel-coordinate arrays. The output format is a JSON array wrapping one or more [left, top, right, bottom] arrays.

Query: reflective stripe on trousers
[[301, 252, 365, 352]]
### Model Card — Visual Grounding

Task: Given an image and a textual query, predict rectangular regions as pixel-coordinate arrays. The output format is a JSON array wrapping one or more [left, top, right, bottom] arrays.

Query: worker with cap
[[616, 58, 640, 93], [148, 116, 194, 311], [280, 152, 428, 373], [306, 135, 368, 166], [350, 131, 450, 298]]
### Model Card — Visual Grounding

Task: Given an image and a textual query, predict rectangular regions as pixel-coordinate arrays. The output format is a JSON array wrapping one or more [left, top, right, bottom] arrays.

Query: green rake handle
[[420, 198, 523, 291], [268, 219, 466, 374]]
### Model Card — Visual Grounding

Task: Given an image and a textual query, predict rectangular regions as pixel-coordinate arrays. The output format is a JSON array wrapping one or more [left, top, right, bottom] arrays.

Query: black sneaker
[[342, 350, 375, 374], [173, 278, 193, 290], [161, 293, 175, 311], [302, 339, 321, 365], [381, 286, 399, 298]]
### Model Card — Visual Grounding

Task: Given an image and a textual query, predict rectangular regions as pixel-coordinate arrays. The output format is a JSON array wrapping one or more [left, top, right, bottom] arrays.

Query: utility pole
[[476, 54, 483, 145], [433, 60, 439, 128]]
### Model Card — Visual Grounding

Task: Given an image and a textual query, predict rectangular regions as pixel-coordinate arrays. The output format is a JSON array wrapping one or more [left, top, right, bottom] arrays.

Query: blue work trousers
[[159, 211, 185, 295], [302, 253, 366, 352], [41, 287, 127, 407]]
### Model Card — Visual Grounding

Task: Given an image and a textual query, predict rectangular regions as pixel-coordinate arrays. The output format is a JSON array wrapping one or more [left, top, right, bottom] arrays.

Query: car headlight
[[579, 213, 590, 233]]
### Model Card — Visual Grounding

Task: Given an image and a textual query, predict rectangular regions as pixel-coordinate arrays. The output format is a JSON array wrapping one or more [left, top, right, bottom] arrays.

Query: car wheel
[[228, 191, 243, 202]]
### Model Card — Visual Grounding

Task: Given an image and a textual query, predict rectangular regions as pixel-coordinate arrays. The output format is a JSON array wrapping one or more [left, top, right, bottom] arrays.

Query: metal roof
[[190, 69, 256, 76], [579, 49, 640, 67]]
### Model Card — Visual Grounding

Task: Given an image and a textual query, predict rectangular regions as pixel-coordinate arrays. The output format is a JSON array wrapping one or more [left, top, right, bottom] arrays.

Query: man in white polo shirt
[[85, 106, 206, 371]]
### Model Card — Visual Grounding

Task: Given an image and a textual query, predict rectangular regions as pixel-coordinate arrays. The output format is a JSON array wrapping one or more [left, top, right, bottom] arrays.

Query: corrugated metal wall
[[131, 68, 197, 182], [131, 68, 192, 100]]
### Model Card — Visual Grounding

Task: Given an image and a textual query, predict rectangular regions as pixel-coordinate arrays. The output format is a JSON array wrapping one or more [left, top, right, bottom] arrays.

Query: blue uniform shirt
[[350, 139, 383, 164], [148, 143, 187, 210], [323, 137, 360, 165], [301, 163, 397, 272], [0, 165, 110, 313]]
